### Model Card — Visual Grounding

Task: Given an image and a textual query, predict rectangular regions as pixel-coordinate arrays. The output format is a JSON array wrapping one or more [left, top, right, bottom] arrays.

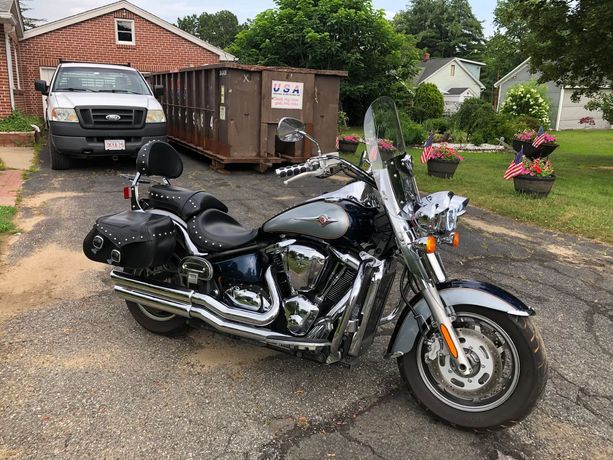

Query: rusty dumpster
[[149, 63, 347, 172]]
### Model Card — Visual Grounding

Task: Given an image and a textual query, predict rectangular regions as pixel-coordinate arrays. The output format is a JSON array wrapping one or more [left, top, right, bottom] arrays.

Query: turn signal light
[[123, 186, 131, 199], [453, 232, 460, 248], [425, 235, 436, 254], [439, 324, 459, 359]]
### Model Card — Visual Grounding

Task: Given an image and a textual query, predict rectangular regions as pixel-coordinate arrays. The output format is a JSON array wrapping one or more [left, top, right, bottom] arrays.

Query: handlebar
[[275, 162, 317, 179], [274, 153, 372, 186]]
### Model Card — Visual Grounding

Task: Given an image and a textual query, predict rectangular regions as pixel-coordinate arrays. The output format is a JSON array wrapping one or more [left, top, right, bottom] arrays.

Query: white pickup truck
[[35, 62, 167, 170]]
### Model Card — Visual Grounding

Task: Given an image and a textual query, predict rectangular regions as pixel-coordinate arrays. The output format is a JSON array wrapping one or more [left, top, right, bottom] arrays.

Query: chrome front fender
[[386, 279, 535, 358]]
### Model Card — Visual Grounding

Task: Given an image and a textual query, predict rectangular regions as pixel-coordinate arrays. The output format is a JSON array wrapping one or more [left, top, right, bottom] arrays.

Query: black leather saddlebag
[[83, 211, 175, 268]]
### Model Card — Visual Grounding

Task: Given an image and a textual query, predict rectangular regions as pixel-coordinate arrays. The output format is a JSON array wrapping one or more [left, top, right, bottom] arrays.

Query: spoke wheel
[[398, 305, 547, 431]]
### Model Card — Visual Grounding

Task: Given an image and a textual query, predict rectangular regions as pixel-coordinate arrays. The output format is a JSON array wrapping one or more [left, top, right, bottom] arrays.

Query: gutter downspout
[[4, 32, 14, 111], [555, 86, 564, 131]]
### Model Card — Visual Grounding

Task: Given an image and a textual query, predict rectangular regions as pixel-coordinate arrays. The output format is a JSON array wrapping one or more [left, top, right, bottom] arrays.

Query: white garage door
[[559, 90, 612, 130]]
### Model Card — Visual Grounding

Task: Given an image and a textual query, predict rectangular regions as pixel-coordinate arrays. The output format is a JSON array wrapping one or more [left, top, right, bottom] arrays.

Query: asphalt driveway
[[0, 147, 611, 459]]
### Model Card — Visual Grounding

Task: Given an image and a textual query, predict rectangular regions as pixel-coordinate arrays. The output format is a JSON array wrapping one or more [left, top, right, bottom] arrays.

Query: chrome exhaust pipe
[[111, 270, 329, 351], [111, 268, 280, 327]]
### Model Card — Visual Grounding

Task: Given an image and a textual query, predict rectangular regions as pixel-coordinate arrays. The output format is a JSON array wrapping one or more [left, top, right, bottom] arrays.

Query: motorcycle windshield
[[364, 97, 418, 212]]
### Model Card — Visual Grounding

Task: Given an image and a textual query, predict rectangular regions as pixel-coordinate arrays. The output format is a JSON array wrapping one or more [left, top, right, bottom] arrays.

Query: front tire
[[48, 134, 71, 170], [398, 305, 547, 431]]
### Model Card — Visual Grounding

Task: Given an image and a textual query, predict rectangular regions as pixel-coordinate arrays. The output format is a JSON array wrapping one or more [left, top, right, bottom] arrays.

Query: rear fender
[[386, 279, 535, 358]]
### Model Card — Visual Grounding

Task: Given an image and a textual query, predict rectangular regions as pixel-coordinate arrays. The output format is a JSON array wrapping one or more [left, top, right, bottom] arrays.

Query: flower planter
[[338, 140, 359, 154], [513, 175, 556, 197], [427, 158, 459, 178], [512, 139, 558, 160]]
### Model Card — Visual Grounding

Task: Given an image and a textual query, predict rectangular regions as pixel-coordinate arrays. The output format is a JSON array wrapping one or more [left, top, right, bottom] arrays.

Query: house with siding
[[494, 58, 611, 130], [0, 0, 234, 118], [414, 55, 486, 113]]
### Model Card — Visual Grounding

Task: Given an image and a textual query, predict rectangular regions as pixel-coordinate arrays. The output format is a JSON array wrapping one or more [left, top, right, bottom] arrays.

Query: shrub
[[453, 98, 495, 134], [514, 114, 541, 130], [398, 111, 426, 144], [413, 83, 444, 122], [448, 128, 468, 143], [423, 117, 451, 134], [469, 113, 529, 145], [0, 111, 43, 132], [500, 83, 551, 127]]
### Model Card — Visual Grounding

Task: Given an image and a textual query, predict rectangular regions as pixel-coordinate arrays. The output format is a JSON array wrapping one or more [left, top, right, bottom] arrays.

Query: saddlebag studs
[[83, 211, 176, 269]]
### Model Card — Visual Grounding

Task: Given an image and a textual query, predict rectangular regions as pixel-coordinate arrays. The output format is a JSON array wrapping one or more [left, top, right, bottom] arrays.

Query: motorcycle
[[83, 97, 547, 430]]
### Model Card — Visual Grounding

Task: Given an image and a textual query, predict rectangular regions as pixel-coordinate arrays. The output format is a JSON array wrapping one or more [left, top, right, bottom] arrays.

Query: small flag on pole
[[532, 126, 547, 148], [420, 132, 434, 164], [335, 135, 339, 150], [504, 147, 524, 180]]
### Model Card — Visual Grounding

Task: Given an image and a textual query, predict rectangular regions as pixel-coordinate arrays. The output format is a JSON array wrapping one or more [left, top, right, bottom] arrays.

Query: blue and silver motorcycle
[[84, 97, 547, 430]]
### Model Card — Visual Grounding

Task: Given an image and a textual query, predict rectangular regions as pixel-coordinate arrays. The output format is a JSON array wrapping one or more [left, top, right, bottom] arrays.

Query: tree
[[393, 0, 485, 58], [228, 0, 420, 122], [495, 0, 613, 98], [20, 0, 45, 29], [413, 83, 444, 122], [177, 10, 245, 49], [480, 32, 525, 102]]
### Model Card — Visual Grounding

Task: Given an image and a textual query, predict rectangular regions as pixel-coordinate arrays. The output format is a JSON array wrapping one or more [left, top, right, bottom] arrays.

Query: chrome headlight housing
[[50, 108, 78, 123], [414, 191, 468, 237], [146, 109, 166, 123]]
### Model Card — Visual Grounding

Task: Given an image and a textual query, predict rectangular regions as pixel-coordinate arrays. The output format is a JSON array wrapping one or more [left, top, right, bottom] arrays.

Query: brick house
[[0, 0, 234, 118]]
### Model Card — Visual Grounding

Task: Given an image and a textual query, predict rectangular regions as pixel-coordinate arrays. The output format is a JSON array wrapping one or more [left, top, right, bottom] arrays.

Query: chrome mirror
[[277, 117, 305, 143]]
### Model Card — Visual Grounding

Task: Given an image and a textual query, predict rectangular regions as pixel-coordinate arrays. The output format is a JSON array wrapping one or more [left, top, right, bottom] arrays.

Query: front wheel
[[48, 134, 71, 170], [398, 305, 547, 431]]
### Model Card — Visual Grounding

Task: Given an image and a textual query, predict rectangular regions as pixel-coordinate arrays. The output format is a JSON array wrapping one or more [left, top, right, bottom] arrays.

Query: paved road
[[0, 148, 611, 459]]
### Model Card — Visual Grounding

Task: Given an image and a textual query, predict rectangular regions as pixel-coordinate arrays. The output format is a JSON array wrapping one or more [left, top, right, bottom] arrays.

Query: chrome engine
[[278, 244, 326, 335], [224, 286, 272, 312], [219, 242, 357, 337]]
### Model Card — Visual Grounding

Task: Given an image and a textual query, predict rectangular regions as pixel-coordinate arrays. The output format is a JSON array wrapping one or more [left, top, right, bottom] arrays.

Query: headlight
[[50, 108, 78, 123], [414, 191, 468, 236], [146, 110, 166, 123]]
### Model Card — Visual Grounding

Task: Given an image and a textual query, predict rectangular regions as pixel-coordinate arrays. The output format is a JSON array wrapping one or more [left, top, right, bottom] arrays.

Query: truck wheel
[[48, 135, 71, 170]]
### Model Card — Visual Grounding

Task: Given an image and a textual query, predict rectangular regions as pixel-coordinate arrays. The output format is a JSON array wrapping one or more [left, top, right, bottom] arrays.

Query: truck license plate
[[104, 140, 125, 151]]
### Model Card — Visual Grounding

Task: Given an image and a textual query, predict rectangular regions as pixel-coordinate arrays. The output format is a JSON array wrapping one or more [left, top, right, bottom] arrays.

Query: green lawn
[[0, 205, 17, 234], [340, 129, 613, 244]]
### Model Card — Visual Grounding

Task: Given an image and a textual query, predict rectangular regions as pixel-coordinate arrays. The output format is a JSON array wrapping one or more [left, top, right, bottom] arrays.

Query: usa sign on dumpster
[[271, 80, 304, 110]]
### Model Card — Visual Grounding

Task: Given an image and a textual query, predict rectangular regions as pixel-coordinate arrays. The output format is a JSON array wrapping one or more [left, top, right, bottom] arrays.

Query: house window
[[115, 19, 135, 45], [450, 64, 456, 77]]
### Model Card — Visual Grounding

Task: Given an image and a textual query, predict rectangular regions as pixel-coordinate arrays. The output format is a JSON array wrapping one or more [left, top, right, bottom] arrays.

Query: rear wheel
[[398, 305, 547, 431], [48, 134, 71, 170], [125, 268, 188, 335]]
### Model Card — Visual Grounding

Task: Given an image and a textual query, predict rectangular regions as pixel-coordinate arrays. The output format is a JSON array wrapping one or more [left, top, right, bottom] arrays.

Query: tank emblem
[[293, 215, 337, 227]]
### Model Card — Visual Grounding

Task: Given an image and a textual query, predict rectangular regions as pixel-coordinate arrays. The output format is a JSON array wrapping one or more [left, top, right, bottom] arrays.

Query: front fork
[[403, 248, 473, 376]]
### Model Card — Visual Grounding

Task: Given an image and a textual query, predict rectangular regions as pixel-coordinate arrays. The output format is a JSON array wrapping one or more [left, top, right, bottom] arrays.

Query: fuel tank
[[262, 199, 375, 244]]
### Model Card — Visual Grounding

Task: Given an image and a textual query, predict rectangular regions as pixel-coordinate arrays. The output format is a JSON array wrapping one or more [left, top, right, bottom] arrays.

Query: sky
[[24, 0, 498, 37]]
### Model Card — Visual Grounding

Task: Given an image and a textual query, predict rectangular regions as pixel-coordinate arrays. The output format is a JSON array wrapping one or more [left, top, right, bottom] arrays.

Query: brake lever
[[283, 170, 322, 185]]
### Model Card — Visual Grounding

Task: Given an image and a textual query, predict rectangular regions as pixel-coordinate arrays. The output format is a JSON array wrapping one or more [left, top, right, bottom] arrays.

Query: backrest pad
[[136, 140, 183, 178]]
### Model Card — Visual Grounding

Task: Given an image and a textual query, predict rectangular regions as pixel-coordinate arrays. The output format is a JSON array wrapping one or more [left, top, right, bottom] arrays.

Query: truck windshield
[[52, 67, 151, 95]]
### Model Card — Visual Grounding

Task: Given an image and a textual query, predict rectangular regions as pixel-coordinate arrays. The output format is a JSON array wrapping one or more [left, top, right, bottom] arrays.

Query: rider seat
[[149, 185, 227, 221], [187, 209, 258, 252]]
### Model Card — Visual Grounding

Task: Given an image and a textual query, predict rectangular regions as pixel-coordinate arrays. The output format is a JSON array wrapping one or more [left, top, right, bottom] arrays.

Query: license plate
[[104, 140, 125, 151]]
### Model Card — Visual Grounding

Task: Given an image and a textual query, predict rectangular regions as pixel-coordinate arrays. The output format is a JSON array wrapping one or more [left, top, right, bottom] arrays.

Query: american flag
[[335, 135, 339, 150], [420, 132, 434, 164], [504, 147, 525, 180], [532, 126, 547, 148]]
